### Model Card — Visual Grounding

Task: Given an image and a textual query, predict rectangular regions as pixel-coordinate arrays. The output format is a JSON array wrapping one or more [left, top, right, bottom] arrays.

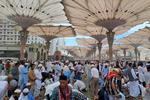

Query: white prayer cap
[[26, 82, 31, 86], [104, 63, 109, 66], [25, 63, 29, 65], [34, 62, 38, 65], [91, 64, 95, 68], [23, 88, 29, 93], [38, 64, 43, 67], [40, 61, 44, 63], [14, 89, 21, 93], [90, 61, 94, 64], [75, 62, 78, 64]]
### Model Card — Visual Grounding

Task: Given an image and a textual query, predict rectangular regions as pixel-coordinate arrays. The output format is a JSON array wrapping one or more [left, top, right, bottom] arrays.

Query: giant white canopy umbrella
[[0, 0, 69, 60], [76, 38, 98, 47], [76, 37, 104, 60], [116, 29, 150, 62], [28, 25, 76, 59], [28, 25, 76, 41], [135, 27, 150, 49], [113, 43, 134, 60], [63, 0, 150, 61], [129, 28, 150, 59], [73, 26, 108, 61], [87, 46, 97, 60]]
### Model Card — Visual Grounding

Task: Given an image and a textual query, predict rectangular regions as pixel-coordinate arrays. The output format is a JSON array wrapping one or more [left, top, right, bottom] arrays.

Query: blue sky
[[116, 21, 150, 39], [65, 21, 150, 46]]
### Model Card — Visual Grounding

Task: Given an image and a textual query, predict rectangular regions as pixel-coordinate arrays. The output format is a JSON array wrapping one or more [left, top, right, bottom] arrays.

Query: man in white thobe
[[34, 64, 42, 100], [90, 64, 100, 100]]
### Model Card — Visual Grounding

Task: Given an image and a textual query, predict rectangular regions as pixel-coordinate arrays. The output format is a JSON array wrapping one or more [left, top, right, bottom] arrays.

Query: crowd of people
[[0, 59, 150, 100]]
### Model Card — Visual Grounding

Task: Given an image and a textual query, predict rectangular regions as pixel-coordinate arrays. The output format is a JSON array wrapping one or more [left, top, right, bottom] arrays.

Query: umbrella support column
[[46, 41, 51, 60], [134, 47, 138, 64], [138, 50, 141, 61], [122, 48, 128, 61], [131, 44, 140, 65], [20, 29, 29, 60], [97, 42, 102, 62], [114, 50, 119, 60], [106, 32, 115, 61]]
